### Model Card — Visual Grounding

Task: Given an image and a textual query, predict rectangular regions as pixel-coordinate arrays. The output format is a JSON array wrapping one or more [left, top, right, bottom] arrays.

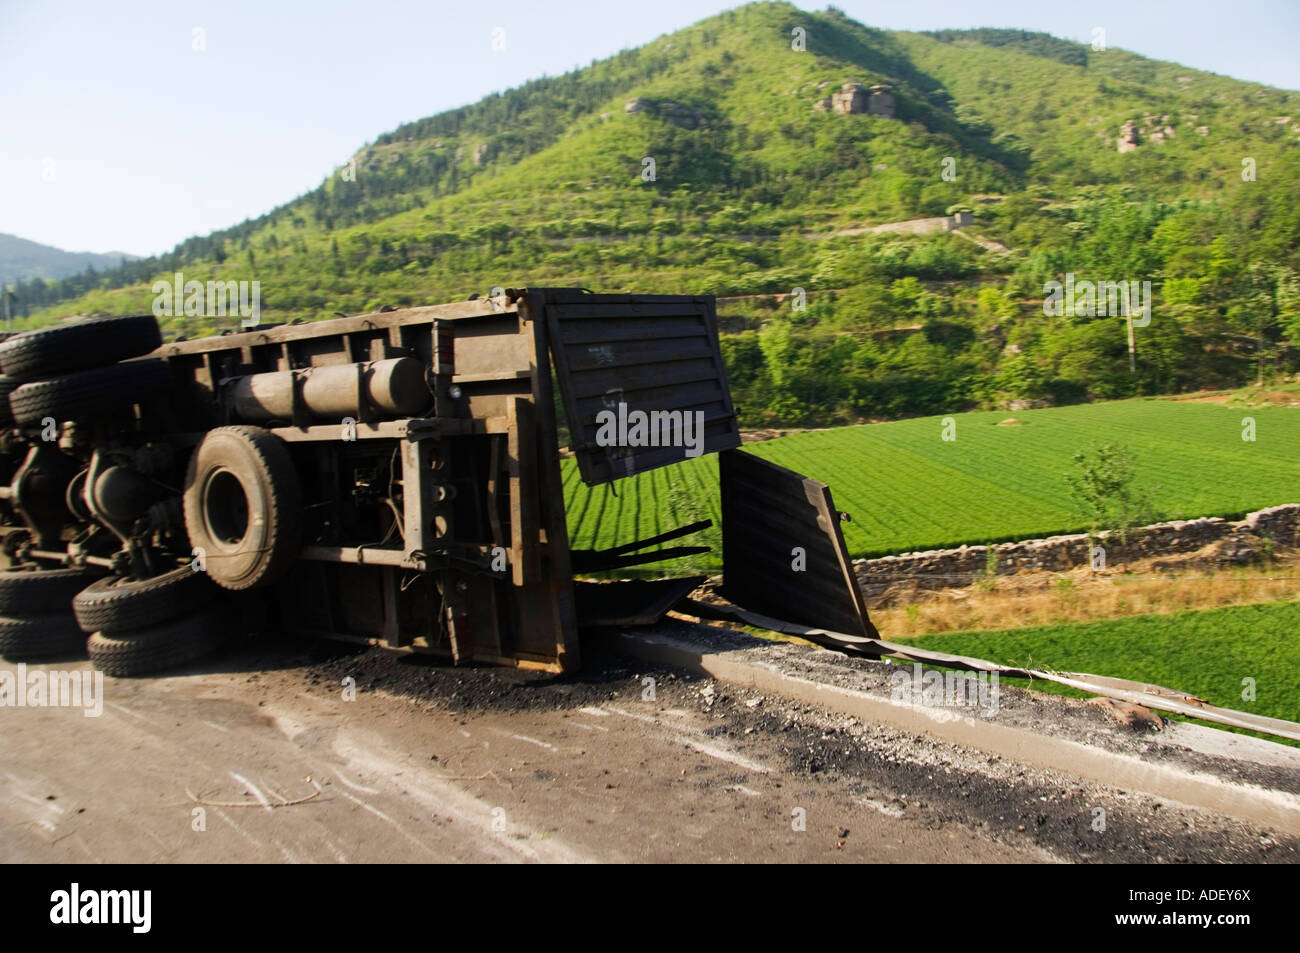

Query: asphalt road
[[1, 635, 1290, 863]]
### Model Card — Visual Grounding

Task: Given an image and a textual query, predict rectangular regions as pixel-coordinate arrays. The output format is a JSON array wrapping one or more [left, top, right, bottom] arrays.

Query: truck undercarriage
[[0, 289, 875, 675]]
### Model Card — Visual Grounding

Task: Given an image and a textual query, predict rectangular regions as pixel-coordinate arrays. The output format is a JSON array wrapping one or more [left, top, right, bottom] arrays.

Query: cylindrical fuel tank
[[229, 358, 430, 423], [366, 355, 431, 416]]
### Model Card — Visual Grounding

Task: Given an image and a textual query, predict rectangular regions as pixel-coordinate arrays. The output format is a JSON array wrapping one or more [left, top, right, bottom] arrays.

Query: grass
[[563, 398, 1300, 562], [871, 561, 1300, 636], [890, 600, 1300, 732]]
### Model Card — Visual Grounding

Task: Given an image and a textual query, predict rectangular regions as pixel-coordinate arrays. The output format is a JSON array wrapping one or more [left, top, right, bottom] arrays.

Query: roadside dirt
[[3, 630, 1292, 863]]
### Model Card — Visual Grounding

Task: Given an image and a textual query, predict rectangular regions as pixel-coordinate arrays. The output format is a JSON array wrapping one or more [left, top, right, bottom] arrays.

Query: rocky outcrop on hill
[[1118, 114, 1178, 152], [813, 82, 895, 117], [624, 98, 701, 129]]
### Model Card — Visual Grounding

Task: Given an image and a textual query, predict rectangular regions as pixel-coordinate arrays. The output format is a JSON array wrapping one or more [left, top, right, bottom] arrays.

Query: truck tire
[[183, 426, 302, 591], [0, 566, 106, 614], [73, 565, 217, 634], [9, 360, 172, 427], [0, 375, 17, 427], [0, 613, 87, 660], [86, 610, 225, 677], [0, 314, 162, 381]]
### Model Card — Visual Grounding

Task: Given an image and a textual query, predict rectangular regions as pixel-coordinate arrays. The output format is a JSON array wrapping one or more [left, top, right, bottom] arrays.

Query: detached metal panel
[[544, 292, 740, 485], [719, 449, 878, 639]]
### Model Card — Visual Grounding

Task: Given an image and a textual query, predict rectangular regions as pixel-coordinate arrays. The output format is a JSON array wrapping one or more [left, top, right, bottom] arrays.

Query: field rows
[[562, 452, 721, 570], [562, 399, 1300, 562]]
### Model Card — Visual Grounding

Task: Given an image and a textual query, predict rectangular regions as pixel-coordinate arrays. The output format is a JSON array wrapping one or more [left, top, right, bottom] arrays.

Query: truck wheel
[[0, 613, 87, 660], [0, 314, 161, 381], [0, 566, 106, 614], [73, 565, 217, 635], [183, 426, 302, 591], [9, 360, 172, 427], [86, 610, 225, 677], [0, 375, 17, 427]]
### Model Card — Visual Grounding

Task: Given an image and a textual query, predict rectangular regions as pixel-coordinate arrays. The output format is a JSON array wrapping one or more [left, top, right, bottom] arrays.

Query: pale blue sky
[[2, 0, 1297, 257]]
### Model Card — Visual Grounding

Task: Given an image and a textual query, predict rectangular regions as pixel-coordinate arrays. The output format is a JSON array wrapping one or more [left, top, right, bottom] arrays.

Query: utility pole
[[1258, 316, 1266, 387], [1126, 312, 1136, 374], [1123, 284, 1136, 374]]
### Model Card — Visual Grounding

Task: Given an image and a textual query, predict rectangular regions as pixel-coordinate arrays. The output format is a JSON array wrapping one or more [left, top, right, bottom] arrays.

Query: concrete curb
[[613, 629, 1300, 836]]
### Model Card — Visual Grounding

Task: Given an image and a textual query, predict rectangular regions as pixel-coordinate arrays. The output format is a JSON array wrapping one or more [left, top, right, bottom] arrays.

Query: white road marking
[[334, 734, 591, 863], [107, 702, 151, 723], [334, 789, 440, 859], [855, 796, 906, 818], [321, 835, 349, 864], [17, 792, 64, 814], [603, 705, 771, 774], [212, 807, 264, 849], [228, 772, 273, 813], [330, 771, 379, 795], [71, 834, 98, 863], [261, 782, 290, 804]]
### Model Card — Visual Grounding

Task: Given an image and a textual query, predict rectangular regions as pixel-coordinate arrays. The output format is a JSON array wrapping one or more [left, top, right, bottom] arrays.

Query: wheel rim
[[203, 468, 251, 548]]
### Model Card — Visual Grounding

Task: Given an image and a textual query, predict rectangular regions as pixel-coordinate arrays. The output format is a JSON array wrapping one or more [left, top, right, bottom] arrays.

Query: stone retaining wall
[[853, 504, 1300, 592]]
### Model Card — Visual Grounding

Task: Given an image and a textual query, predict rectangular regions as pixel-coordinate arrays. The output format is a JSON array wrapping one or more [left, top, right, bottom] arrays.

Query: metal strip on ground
[[677, 599, 1300, 744]]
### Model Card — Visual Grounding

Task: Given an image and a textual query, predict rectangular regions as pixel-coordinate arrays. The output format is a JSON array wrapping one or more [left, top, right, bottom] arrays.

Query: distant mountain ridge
[[0, 233, 138, 282], [16, 1, 1299, 324]]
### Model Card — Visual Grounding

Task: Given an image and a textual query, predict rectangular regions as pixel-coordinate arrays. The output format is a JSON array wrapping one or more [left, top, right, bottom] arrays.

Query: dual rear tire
[[75, 565, 228, 677], [86, 611, 227, 678], [0, 314, 168, 427], [0, 566, 105, 660], [0, 314, 161, 380], [7, 360, 173, 427], [1, 319, 303, 674]]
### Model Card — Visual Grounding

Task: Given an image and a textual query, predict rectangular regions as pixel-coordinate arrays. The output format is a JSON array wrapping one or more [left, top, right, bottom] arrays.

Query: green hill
[[9, 2, 1300, 423]]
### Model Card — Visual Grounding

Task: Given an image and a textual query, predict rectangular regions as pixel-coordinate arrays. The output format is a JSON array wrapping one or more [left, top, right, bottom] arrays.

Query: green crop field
[[891, 601, 1300, 733], [562, 398, 1300, 562]]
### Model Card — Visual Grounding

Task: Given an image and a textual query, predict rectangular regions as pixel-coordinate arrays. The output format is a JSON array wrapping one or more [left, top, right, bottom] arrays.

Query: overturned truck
[[0, 289, 876, 675]]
